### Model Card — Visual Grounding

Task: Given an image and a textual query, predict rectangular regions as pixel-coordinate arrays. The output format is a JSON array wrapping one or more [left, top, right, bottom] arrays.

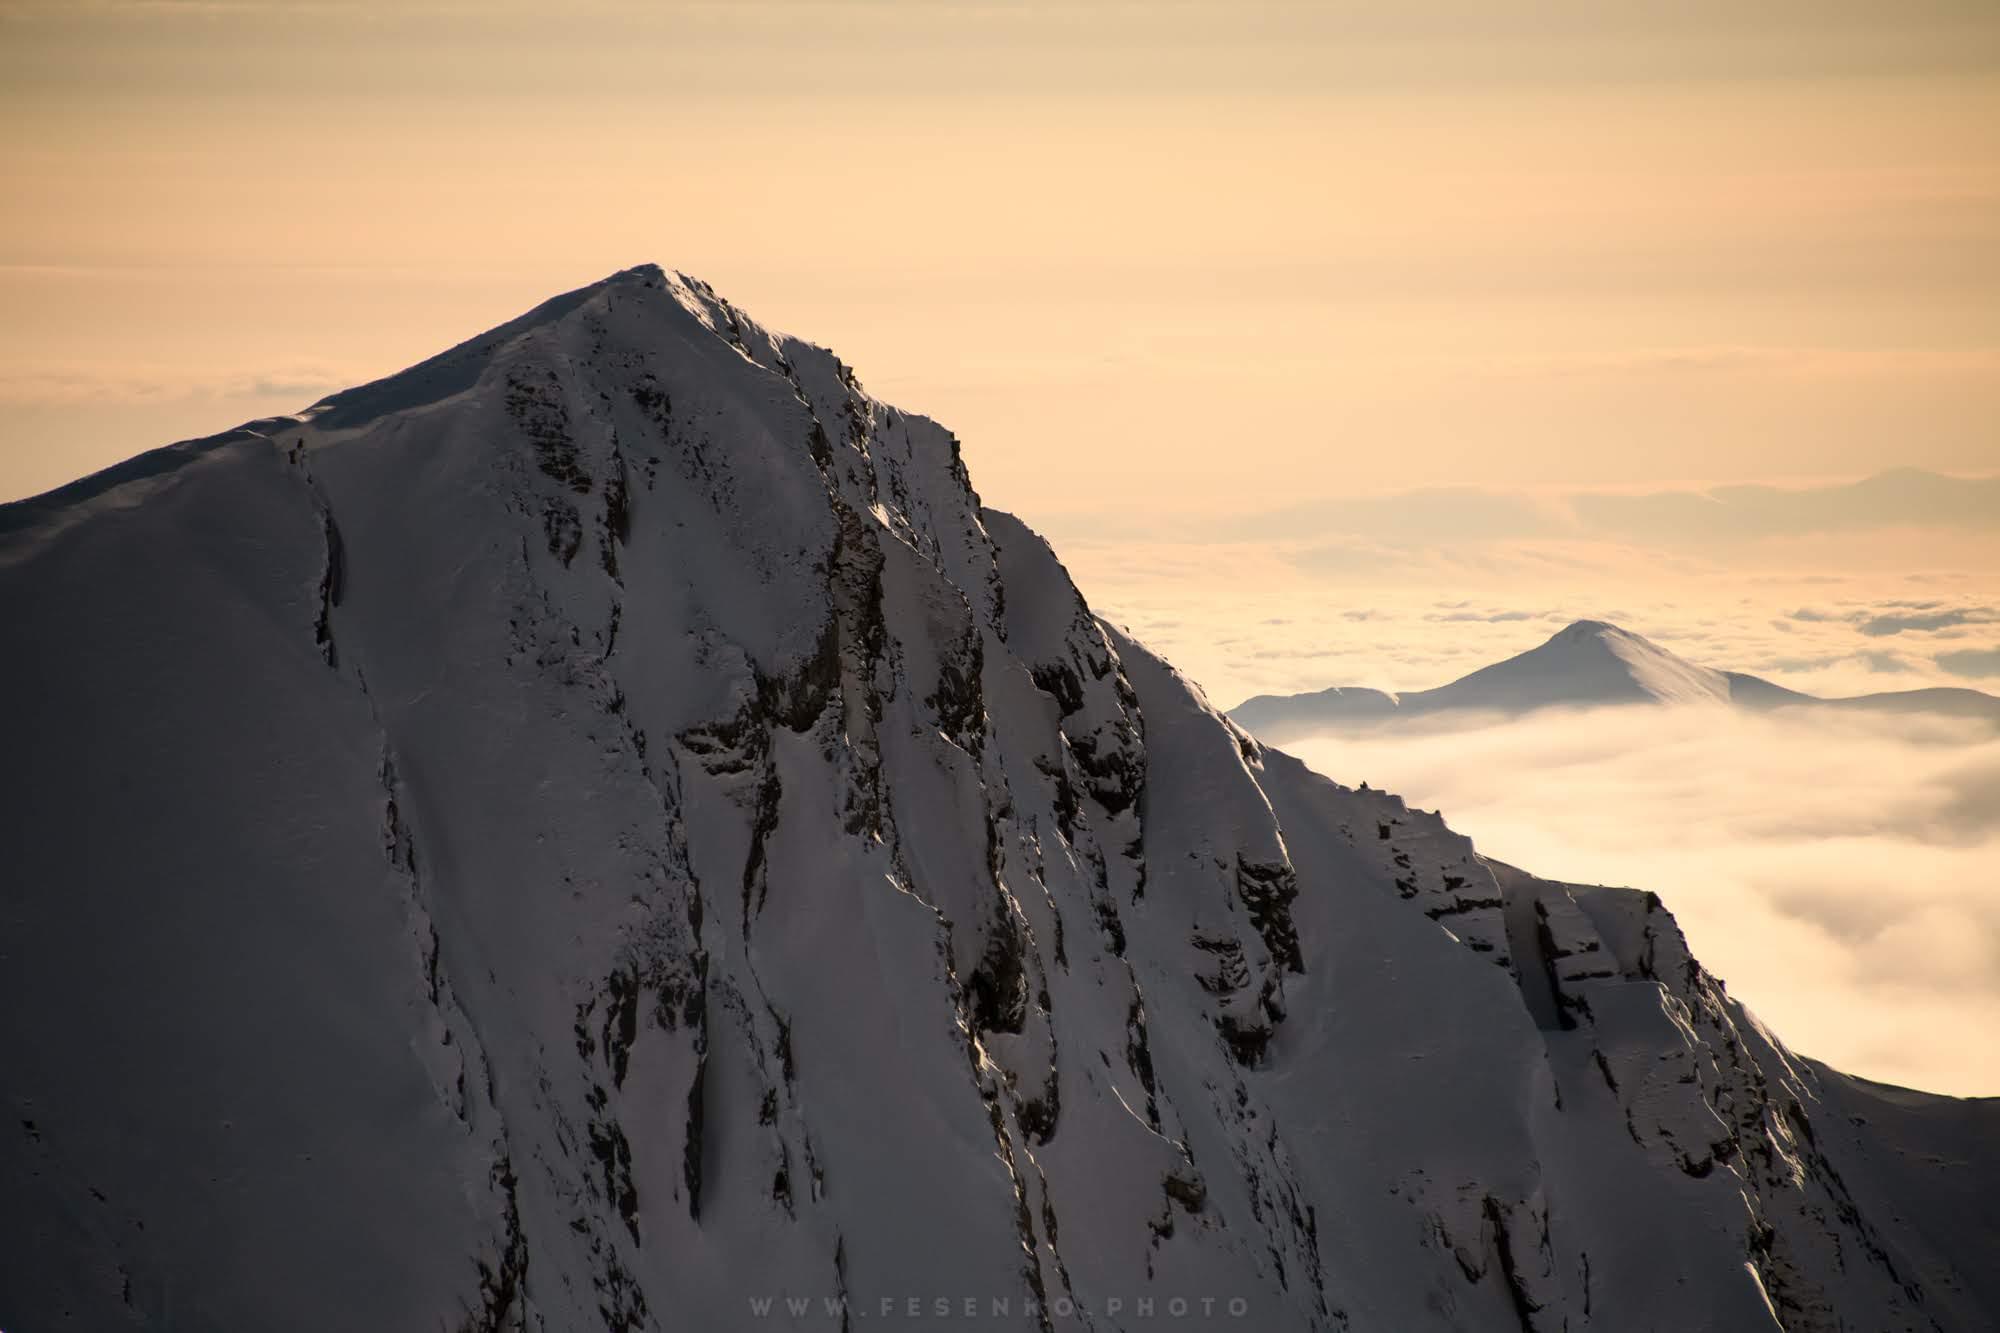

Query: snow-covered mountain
[[3, 266, 1995, 1332], [1232, 619, 2000, 742]]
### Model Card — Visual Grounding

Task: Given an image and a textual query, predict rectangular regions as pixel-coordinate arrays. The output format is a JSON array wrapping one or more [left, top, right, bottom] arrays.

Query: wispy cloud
[[1939, 647, 2000, 679], [1047, 470, 2000, 551], [1859, 606, 1999, 636], [0, 364, 352, 407], [1426, 608, 1549, 623]]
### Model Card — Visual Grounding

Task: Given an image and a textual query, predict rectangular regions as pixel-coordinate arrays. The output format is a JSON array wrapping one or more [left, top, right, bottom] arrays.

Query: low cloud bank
[[1285, 706, 2000, 1098]]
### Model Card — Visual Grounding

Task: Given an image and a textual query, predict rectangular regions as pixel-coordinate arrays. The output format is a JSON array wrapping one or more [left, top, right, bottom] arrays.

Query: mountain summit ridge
[[4, 269, 1996, 1331], [1437, 617, 1736, 710]]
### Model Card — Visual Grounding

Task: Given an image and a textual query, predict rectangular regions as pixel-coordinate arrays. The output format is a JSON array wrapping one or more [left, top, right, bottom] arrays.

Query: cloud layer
[[1050, 468, 2000, 712], [1285, 706, 2000, 1098], [1050, 469, 2000, 549], [1055, 477, 2000, 1102]]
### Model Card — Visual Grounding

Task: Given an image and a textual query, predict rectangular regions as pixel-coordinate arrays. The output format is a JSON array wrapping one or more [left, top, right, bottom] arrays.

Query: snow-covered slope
[[1232, 619, 2000, 741], [3, 267, 1995, 1332]]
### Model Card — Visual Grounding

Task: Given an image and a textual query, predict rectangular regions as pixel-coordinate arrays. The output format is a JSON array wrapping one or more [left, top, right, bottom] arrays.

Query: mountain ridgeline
[[1231, 619, 2000, 743], [2, 267, 1995, 1332]]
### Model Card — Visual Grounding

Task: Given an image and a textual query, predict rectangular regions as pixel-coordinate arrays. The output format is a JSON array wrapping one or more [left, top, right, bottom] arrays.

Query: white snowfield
[[1231, 619, 2000, 744], [2, 266, 1994, 1332]]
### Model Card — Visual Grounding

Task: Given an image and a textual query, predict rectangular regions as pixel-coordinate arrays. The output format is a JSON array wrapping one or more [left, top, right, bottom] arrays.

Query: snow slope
[[3, 266, 1995, 1331], [1232, 619, 2000, 742]]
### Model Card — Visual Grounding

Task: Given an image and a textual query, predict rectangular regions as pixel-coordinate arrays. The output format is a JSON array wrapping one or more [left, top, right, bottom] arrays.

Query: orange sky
[[2, 0, 1997, 515]]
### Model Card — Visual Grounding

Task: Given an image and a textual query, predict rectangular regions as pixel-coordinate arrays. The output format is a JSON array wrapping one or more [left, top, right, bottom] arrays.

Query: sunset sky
[[5, 0, 1997, 509], [10, 1, 1992, 689], [3, 0, 1997, 1092]]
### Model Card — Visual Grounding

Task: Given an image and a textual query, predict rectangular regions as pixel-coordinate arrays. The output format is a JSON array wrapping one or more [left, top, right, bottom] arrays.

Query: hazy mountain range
[[1231, 619, 2000, 743], [3, 268, 1995, 1331]]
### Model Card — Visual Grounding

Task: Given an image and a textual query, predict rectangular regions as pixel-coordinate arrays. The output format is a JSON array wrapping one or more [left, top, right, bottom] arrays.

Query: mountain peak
[[1437, 616, 1731, 710], [1234, 613, 2000, 739], [1543, 619, 1673, 654], [1230, 618, 1732, 736], [1550, 617, 1620, 640], [7, 272, 1997, 1332], [4, 264, 870, 547], [300, 264, 712, 434]]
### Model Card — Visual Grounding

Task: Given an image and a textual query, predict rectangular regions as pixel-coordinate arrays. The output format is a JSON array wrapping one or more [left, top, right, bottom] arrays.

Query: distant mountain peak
[[1541, 619, 1666, 654], [1427, 616, 1732, 712], [1233, 616, 2000, 738]]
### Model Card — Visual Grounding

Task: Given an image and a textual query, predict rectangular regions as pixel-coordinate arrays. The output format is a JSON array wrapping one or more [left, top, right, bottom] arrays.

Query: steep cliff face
[[2, 266, 1993, 1331]]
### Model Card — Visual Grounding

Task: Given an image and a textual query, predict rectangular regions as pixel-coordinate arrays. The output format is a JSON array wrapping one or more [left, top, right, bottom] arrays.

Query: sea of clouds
[[1286, 705, 1999, 1098], [1047, 470, 2000, 1097]]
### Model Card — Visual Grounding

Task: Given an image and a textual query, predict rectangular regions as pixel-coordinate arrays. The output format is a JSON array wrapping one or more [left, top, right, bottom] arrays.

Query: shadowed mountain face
[[4, 268, 1996, 1332], [1231, 619, 2000, 742]]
